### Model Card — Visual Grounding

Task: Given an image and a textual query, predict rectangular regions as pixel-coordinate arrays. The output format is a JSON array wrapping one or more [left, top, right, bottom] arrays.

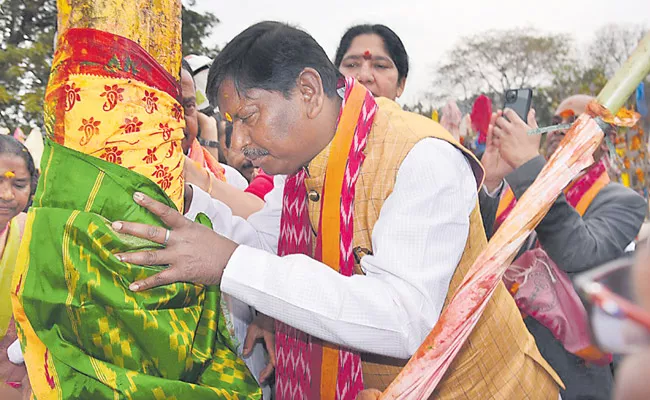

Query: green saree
[[12, 141, 261, 399]]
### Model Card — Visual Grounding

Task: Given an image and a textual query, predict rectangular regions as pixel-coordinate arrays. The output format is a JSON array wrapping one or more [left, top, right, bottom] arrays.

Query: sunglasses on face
[[575, 256, 650, 354]]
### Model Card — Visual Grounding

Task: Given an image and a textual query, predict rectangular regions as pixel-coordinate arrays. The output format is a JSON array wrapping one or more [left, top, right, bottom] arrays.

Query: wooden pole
[[57, 0, 181, 76]]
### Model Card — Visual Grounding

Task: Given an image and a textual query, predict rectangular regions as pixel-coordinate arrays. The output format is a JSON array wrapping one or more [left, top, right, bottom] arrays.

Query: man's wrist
[[483, 179, 504, 196], [512, 151, 540, 169]]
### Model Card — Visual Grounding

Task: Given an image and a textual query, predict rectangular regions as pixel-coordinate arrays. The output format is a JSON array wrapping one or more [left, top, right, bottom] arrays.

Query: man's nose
[[231, 121, 251, 153]]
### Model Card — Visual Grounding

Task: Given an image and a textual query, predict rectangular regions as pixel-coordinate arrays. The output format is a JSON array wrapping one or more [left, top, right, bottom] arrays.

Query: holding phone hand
[[493, 108, 541, 169], [481, 111, 513, 192]]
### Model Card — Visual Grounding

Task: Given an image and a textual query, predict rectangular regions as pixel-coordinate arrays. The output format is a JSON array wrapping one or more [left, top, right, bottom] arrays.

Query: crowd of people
[[1, 18, 649, 400]]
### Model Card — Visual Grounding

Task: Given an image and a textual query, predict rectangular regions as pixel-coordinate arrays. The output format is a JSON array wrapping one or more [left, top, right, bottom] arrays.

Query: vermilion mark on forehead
[[3, 171, 15, 179], [363, 50, 372, 60]]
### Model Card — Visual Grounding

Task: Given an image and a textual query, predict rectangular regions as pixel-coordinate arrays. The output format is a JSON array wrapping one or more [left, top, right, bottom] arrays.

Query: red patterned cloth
[[275, 77, 377, 400]]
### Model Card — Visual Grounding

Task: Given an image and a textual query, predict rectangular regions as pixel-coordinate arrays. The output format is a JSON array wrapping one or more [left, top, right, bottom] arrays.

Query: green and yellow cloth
[[11, 141, 261, 400]]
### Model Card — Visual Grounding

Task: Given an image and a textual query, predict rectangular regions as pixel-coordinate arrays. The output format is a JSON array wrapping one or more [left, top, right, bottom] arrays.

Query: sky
[[192, 0, 649, 105]]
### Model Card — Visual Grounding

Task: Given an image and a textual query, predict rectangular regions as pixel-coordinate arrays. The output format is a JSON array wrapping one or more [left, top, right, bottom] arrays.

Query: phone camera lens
[[506, 90, 517, 102]]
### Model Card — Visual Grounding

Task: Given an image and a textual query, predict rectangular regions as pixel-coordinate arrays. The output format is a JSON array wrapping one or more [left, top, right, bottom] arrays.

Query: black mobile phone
[[503, 88, 533, 122]]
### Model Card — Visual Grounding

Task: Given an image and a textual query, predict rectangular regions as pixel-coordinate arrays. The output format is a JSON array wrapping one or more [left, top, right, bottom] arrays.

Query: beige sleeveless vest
[[303, 98, 562, 399]]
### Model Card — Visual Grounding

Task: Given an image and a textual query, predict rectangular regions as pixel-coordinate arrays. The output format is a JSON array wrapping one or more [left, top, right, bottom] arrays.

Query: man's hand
[[493, 108, 541, 169], [112, 192, 238, 291], [481, 111, 513, 192], [243, 313, 276, 383]]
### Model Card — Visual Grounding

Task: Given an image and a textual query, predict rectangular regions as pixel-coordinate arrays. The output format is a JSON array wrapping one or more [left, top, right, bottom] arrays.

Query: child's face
[[0, 154, 31, 226]]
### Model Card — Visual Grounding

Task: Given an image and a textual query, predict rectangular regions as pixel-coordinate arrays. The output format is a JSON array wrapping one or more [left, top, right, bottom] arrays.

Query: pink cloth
[[440, 100, 462, 141], [499, 160, 612, 365], [504, 249, 612, 365]]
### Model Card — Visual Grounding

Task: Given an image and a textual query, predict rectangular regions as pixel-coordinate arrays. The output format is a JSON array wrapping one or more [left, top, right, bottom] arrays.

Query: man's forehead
[[180, 70, 195, 94], [217, 80, 268, 109], [217, 80, 244, 107]]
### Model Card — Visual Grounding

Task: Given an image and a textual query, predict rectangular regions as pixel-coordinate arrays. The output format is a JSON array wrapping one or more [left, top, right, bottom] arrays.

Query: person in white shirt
[[111, 21, 561, 400]]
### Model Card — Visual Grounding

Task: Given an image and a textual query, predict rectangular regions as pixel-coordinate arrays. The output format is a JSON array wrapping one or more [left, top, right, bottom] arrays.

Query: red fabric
[[52, 28, 179, 100], [505, 249, 612, 365], [471, 95, 492, 144], [244, 171, 274, 200]]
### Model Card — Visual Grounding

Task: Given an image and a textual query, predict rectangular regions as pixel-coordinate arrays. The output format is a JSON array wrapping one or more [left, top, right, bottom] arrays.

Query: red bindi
[[363, 50, 372, 60]]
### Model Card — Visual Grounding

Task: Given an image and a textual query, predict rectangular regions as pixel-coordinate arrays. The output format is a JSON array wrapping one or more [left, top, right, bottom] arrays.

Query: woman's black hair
[[334, 24, 409, 83], [0, 134, 39, 198]]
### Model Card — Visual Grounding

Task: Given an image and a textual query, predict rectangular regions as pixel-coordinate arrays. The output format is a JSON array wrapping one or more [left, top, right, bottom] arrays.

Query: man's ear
[[297, 67, 325, 119]]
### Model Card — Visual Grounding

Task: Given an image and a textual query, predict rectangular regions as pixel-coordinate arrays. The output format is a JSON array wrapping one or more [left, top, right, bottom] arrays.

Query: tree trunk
[[57, 0, 181, 76]]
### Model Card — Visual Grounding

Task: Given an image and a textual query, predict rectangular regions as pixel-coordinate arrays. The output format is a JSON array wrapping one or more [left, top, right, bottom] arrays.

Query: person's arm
[[221, 139, 477, 358], [479, 111, 512, 239], [209, 176, 264, 218], [507, 156, 646, 272], [184, 156, 265, 219], [196, 112, 221, 162], [184, 175, 285, 254]]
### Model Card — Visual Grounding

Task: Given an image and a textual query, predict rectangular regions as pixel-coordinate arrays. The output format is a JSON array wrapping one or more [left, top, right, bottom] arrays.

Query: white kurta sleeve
[[185, 174, 285, 253], [220, 138, 478, 359]]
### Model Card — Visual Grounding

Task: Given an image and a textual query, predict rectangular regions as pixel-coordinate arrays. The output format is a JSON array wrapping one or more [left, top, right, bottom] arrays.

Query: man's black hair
[[181, 58, 193, 76], [206, 21, 342, 105]]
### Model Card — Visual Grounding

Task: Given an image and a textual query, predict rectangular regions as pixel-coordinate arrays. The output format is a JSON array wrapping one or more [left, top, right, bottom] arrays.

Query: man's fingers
[[527, 108, 538, 129], [264, 330, 276, 365], [503, 109, 525, 126], [243, 325, 262, 357], [493, 125, 505, 140], [115, 248, 172, 266], [112, 221, 169, 244], [494, 113, 512, 132], [259, 362, 275, 383], [486, 122, 497, 147], [132, 192, 186, 229], [129, 267, 178, 292], [489, 112, 499, 127]]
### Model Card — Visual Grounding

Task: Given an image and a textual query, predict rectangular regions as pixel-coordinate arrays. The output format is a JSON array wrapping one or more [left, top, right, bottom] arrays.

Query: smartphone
[[503, 88, 533, 122]]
